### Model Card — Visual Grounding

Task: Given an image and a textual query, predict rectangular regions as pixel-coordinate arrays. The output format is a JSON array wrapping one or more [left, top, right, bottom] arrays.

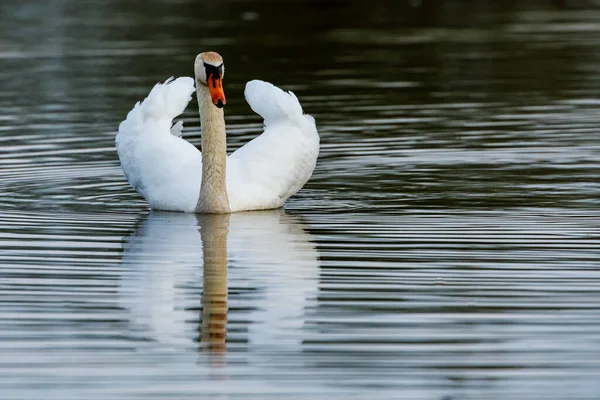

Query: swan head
[[194, 52, 226, 108]]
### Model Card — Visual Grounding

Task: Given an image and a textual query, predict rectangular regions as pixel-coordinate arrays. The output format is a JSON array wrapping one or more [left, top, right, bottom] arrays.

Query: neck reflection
[[197, 214, 229, 356]]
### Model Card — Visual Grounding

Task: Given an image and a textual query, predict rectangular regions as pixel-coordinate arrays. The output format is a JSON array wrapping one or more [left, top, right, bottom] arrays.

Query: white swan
[[115, 51, 319, 213]]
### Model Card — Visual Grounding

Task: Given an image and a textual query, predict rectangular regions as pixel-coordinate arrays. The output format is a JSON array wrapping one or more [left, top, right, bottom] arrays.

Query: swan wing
[[116, 77, 202, 212], [226, 80, 319, 211]]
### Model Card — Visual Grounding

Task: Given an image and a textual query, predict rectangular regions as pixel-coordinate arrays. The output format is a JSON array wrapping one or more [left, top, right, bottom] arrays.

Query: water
[[1, 1, 600, 399]]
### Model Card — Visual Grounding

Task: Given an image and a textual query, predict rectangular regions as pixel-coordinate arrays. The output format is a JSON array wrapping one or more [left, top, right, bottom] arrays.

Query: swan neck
[[195, 83, 230, 213]]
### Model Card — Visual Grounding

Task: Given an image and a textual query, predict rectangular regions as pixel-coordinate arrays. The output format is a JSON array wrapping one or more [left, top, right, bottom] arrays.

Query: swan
[[115, 51, 320, 213]]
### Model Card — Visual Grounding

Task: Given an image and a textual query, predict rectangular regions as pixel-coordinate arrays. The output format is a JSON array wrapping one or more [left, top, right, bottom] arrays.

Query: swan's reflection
[[119, 209, 319, 358], [197, 214, 229, 355]]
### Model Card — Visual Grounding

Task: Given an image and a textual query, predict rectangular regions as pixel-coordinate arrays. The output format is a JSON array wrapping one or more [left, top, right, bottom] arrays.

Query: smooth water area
[[1, 1, 599, 399]]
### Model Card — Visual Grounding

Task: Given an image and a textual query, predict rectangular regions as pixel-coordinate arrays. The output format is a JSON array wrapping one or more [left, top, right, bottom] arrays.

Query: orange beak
[[208, 74, 226, 108]]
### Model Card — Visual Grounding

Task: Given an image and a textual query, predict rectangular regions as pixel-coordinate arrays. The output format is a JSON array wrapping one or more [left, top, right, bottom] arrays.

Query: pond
[[0, 0, 599, 399]]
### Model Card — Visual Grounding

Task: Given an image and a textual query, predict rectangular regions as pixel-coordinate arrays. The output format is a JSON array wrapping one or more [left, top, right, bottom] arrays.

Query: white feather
[[142, 77, 194, 121], [116, 77, 201, 212], [116, 77, 319, 212], [244, 80, 304, 126]]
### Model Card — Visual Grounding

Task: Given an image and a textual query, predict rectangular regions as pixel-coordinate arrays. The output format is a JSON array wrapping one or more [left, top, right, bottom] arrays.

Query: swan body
[[116, 53, 319, 213]]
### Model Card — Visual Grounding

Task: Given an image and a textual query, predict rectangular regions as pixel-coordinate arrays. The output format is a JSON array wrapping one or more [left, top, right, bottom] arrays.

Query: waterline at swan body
[[115, 52, 319, 213]]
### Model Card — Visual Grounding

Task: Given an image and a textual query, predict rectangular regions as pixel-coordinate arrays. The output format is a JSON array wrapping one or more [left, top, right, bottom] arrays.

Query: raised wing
[[226, 80, 319, 211], [116, 77, 202, 212]]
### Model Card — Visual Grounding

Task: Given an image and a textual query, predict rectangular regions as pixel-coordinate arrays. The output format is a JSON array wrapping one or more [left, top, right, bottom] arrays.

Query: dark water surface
[[1, 1, 599, 399]]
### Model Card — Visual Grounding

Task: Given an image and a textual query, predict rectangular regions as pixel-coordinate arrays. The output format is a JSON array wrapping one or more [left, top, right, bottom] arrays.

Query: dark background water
[[0, 1, 599, 399]]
